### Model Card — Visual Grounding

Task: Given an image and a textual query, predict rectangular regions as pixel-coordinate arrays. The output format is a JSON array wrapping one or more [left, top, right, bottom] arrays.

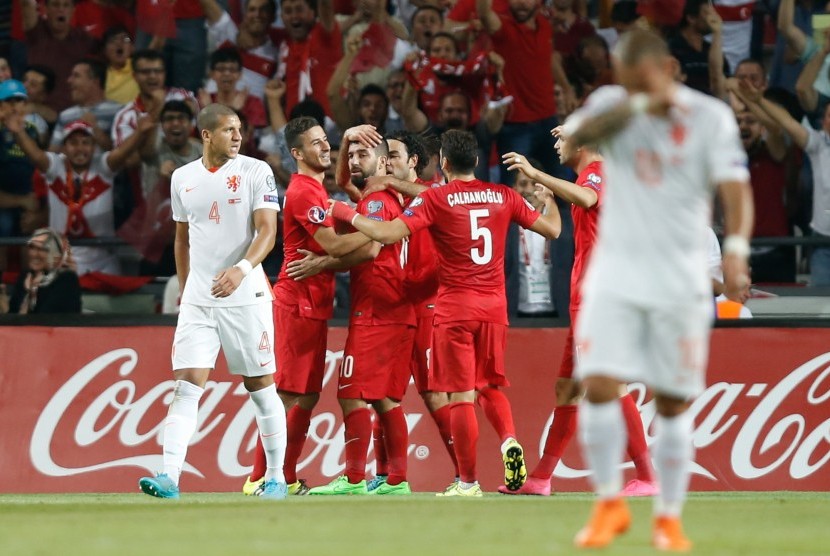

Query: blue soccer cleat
[[139, 473, 180, 499], [259, 479, 288, 500], [366, 475, 388, 492]]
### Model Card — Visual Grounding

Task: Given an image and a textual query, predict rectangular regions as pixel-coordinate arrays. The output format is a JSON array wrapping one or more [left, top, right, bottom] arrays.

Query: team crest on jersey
[[308, 206, 326, 224], [409, 196, 424, 208], [367, 200, 384, 214], [266, 175, 277, 191], [227, 175, 241, 192], [587, 173, 602, 184]]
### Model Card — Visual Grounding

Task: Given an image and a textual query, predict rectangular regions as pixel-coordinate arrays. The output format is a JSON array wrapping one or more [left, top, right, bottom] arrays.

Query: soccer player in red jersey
[[498, 125, 657, 497], [362, 131, 461, 491], [329, 130, 562, 495], [287, 129, 415, 495], [242, 117, 377, 496]]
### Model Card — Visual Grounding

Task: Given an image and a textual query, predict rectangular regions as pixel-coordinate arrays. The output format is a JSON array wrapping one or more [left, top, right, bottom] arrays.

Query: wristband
[[234, 259, 253, 276], [331, 201, 359, 224], [629, 93, 649, 115], [722, 235, 750, 258]]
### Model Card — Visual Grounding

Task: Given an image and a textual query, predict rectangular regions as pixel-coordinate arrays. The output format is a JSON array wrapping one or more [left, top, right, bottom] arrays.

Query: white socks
[[249, 385, 287, 484], [653, 412, 695, 517], [162, 380, 204, 485], [579, 399, 626, 499]]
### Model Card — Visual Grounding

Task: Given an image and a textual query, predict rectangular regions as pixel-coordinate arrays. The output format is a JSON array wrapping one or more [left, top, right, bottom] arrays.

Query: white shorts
[[574, 292, 713, 400], [172, 303, 276, 377]]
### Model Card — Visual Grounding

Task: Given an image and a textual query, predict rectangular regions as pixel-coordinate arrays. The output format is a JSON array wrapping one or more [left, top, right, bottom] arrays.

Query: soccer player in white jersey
[[562, 30, 754, 551], [138, 103, 288, 500]]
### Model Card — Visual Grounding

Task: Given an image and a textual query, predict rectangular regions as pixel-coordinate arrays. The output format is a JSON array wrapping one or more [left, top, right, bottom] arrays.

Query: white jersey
[[171, 154, 280, 307], [569, 84, 749, 305]]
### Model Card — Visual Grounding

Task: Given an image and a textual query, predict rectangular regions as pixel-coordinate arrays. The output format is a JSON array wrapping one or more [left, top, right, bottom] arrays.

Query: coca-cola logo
[[30, 348, 426, 481]]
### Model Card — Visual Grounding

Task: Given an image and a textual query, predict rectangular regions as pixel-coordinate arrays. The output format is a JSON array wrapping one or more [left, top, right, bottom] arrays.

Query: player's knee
[[554, 378, 581, 405], [581, 376, 619, 404], [653, 394, 690, 417], [421, 391, 448, 412]]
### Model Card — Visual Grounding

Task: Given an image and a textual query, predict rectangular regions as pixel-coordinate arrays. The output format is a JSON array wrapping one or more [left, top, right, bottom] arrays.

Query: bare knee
[[581, 376, 621, 404], [653, 394, 691, 417], [421, 391, 449, 412], [554, 377, 581, 406]]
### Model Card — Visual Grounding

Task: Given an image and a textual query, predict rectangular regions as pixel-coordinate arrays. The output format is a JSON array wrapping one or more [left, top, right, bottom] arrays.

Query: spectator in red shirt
[[22, 0, 95, 112], [199, 47, 268, 132], [70, 0, 135, 40], [548, 0, 596, 79]]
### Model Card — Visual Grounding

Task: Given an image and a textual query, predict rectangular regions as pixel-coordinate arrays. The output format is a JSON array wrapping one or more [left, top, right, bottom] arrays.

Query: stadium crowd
[[0, 0, 828, 315]]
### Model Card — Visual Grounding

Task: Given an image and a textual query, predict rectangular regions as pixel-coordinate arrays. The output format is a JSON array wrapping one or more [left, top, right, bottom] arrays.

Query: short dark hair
[[197, 103, 238, 133], [132, 49, 165, 69], [285, 116, 321, 150], [359, 84, 388, 104], [611, 0, 638, 24], [387, 130, 428, 175], [26, 64, 56, 94], [429, 32, 458, 54], [210, 47, 242, 70], [440, 130, 478, 175], [735, 58, 765, 74], [161, 100, 193, 120], [102, 24, 132, 45], [77, 58, 107, 90], [412, 4, 443, 23], [681, 0, 707, 26]]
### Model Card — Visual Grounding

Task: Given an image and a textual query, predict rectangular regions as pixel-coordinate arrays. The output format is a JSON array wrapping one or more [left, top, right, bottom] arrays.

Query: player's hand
[[551, 125, 564, 138], [327, 199, 359, 223], [736, 80, 763, 104], [362, 175, 394, 197], [344, 125, 383, 149], [533, 184, 554, 204], [136, 115, 156, 134], [286, 249, 329, 280], [502, 152, 536, 177], [264, 79, 286, 102], [211, 267, 244, 298], [722, 253, 751, 303]]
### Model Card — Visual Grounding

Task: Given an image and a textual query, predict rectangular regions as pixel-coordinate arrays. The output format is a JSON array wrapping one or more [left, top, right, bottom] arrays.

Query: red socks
[[621, 393, 655, 482], [476, 387, 516, 443], [530, 404, 578, 480], [283, 405, 312, 485], [344, 407, 372, 484], [372, 417, 388, 476], [430, 404, 459, 476], [450, 401, 479, 483], [379, 406, 408, 485]]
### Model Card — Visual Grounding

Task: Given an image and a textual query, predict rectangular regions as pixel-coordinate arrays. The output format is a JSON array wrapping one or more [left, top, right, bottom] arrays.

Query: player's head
[[386, 130, 428, 181], [281, 0, 317, 42], [508, 0, 539, 24], [285, 115, 331, 172], [62, 120, 95, 169], [554, 120, 597, 167], [611, 28, 674, 94], [198, 104, 242, 161], [440, 130, 478, 177], [161, 100, 194, 149], [348, 137, 389, 189], [512, 157, 543, 210]]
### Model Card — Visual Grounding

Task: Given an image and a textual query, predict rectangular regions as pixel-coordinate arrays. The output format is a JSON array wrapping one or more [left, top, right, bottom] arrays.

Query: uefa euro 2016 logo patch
[[308, 206, 326, 224], [367, 200, 384, 214], [409, 196, 424, 208]]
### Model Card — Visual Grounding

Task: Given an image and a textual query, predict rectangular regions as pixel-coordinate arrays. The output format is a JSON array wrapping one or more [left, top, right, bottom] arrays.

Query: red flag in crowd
[[349, 23, 397, 74]]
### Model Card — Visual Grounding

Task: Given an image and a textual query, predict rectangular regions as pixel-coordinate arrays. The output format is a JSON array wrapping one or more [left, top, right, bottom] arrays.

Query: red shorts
[[431, 321, 508, 393], [339, 324, 415, 401], [410, 314, 434, 393], [274, 302, 328, 394]]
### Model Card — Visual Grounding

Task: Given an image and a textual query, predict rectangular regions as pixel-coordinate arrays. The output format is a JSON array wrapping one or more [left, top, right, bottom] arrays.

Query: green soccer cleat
[[502, 439, 528, 491], [287, 479, 310, 496], [242, 475, 264, 496], [307, 476, 368, 495], [436, 481, 483, 497], [369, 481, 411, 495]]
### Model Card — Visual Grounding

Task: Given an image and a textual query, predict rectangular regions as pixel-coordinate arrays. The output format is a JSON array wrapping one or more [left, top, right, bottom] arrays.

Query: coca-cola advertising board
[[0, 325, 828, 493]]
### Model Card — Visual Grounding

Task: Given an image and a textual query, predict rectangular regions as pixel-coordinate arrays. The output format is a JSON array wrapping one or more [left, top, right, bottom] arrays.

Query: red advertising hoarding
[[0, 325, 828, 493]]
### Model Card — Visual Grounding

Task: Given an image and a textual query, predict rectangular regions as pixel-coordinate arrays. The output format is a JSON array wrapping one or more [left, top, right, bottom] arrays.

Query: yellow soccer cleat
[[436, 481, 483, 497], [242, 476, 264, 496]]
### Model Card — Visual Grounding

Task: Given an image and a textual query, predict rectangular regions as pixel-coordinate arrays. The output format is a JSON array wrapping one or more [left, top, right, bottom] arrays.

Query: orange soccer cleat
[[574, 498, 632, 549], [652, 515, 693, 552]]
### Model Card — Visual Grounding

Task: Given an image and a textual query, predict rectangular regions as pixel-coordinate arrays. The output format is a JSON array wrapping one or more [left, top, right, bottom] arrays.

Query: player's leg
[[647, 301, 710, 551], [433, 322, 482, 497], [371, 398, 411, 495], [139, 304, 218, 498], [475, 323, 526, 491], [573, 295, 645, 548], [421, 391, 459, 483], [620, 386, 658, 496], [368, 415, 388, 491]]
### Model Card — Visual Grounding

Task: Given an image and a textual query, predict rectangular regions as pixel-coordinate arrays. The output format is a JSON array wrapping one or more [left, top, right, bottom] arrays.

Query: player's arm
[[362, 175, 429, 199], [7, 114, 50, 173], [318, 0, 335, 32], [174, 221, 191, 295], [312, 226, 373, 258], [107, 116, 156, 172], [329, 200, 412, 244], [211, 207, 278, 298], [752, 93, 809, 150], [717, 179, 754, 303], [527, 188, 562, 240], [795, 29, 830, 113], [476, 0, 502, 34], [503, 150, 598, 209], [286, 242, 382, 280]]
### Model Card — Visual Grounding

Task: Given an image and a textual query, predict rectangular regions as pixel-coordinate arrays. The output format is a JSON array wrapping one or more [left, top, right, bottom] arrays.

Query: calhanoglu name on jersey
[[447, 189, 505, 207]]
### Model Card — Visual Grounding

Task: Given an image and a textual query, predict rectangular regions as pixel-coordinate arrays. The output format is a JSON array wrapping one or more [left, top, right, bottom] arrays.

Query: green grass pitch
[[1, 492, 827, 555]]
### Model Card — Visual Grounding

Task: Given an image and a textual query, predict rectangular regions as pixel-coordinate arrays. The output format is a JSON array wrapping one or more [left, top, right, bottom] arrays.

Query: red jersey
[[274, 174, 335, 319], [490, 13, 556, 123], [348, 190, 416, 326], [272, 22, 343, 117], [402, 179, 539, 325], [404, 179, 440, 316], [448, 0, 509, 21], [570, 161, 604, 307]]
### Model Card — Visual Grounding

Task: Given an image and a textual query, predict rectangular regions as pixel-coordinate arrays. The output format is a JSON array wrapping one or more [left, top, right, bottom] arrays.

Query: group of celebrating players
[[139, 29, 754, 553]]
